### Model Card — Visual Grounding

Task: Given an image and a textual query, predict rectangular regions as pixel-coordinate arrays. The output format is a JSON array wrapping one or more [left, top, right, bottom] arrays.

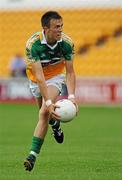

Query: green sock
[[30, 136, 44, 154]]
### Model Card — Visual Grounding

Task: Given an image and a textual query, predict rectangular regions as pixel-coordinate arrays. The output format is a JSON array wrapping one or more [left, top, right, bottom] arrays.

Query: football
[[55, 99, 76, 123]]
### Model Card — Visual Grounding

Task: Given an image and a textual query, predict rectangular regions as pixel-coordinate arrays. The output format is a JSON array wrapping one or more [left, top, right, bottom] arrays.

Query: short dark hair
[[41, 11, 62, 28]]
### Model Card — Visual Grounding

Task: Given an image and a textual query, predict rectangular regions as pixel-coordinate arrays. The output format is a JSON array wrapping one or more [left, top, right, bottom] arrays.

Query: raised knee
[[39, 108, 49, 119]]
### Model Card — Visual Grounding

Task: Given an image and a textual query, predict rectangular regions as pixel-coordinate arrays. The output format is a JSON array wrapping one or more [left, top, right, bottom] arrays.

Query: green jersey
[[26, 31, 74, 82]]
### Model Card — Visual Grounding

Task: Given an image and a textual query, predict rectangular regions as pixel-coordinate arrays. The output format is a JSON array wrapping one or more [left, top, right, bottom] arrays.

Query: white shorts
[[29, 74, 66, 98]]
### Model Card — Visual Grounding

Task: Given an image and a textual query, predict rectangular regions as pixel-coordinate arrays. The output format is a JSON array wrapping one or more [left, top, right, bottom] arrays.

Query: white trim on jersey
[[41, 30, 62, 50]]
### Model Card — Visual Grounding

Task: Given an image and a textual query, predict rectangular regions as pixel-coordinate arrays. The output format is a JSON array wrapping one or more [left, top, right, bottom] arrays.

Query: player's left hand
[[68, 98, 79, 115]]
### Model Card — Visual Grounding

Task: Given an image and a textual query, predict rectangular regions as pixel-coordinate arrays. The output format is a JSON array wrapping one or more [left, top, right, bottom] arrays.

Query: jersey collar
[[40, 30, 62, 50]]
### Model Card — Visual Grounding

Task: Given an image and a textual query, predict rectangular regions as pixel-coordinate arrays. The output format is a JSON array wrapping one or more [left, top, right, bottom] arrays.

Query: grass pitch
[[0, 103, 122, 180]]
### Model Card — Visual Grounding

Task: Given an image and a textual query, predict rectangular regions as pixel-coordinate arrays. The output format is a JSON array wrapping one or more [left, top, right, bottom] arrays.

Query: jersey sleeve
[[61, 36, 75, 61], [26, 44, 40, 64], [64, 43, 74, 61]]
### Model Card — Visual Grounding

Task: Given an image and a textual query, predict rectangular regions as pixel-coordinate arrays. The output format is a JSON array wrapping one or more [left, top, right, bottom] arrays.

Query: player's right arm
[[26, 36, 60, 119], [32, 61, 60, 119], [26, 37, 49, 102], [32, 61, 50, 102]]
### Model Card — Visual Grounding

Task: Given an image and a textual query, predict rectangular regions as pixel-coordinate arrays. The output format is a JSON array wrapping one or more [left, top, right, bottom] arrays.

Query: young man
[[24, 11, 78, 171]]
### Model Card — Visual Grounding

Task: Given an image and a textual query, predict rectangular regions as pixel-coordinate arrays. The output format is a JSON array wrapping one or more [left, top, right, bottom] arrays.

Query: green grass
[[0, 103, 122, 180]]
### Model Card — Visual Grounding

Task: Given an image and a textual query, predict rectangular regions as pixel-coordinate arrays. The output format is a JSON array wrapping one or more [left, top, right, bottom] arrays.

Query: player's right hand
[[48, 103, 61, 120]]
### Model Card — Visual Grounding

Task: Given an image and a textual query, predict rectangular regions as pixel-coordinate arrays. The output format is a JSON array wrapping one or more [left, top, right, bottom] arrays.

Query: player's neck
[[45, 34, 57, 46], [47, 38, 57, 46]]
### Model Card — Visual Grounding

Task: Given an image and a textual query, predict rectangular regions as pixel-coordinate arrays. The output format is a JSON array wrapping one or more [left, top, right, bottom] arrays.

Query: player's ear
[[43, 26, 49, 31]]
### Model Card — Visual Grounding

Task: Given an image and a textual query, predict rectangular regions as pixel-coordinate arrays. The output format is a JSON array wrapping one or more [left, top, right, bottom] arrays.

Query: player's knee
[[39, 108, 49, 119]]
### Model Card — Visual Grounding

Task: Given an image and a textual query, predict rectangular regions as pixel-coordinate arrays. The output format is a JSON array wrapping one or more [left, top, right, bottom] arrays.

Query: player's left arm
[[65, 60, 75, 96], [65, 60, 79, 113]]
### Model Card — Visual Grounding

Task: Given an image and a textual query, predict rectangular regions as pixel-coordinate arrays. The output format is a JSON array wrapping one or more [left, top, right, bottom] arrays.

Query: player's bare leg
[[35, 97, 42, 109], [24, 85, 63, 171], [47, 86, 64, 143], [35, 86, 64, 143]]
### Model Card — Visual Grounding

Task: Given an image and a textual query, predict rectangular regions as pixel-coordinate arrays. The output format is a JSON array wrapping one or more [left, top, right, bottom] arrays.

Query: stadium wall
[[0, 78, 122, 104]]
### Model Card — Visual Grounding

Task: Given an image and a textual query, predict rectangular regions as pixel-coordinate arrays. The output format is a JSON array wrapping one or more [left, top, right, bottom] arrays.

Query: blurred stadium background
[[0, 0, 122, 103]]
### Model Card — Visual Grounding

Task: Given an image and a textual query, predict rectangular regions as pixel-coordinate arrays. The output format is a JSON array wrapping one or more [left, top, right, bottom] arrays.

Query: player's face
[[46, 18, 63, 42]]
